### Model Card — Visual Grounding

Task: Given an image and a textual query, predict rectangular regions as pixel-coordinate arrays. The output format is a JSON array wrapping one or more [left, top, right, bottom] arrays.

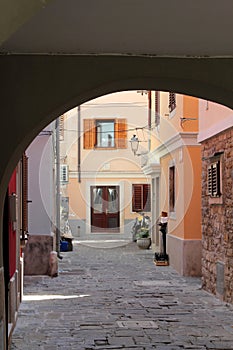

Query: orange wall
[[183, 146, 202, 239], [183, 95, 199, 132], [160, 152, 184, 239], [160, 145, 201, 240]]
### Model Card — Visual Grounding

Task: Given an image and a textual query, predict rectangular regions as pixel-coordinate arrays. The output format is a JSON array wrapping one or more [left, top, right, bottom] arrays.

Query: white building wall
[[198, 99, 233, 142], [27, 123, 55, 235]]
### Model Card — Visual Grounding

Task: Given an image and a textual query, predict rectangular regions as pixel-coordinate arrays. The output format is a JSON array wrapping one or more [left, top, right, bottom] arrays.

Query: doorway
[[91, 186, 120, 232]]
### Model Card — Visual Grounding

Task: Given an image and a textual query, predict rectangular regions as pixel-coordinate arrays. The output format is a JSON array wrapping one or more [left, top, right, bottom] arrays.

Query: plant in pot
[[136, 226, 151, 249]]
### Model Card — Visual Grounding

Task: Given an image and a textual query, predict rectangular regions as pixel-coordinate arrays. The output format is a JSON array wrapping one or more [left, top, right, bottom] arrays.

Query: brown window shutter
[[143, 184, 151, 212], [115, 119, 127, 148], [22, 152, 28, 236], [208, 161, 221, 197], [169, 166, 175, 212], [83, 119, 95, 149], [207, 165, 212, 195], [155, 91, 160, 127], [169, 92, 176, 113], [132, 184, 143, 212]]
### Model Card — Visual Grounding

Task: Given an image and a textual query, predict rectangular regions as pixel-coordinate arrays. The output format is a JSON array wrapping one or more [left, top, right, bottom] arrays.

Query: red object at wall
[[8, 169, 17, 279]]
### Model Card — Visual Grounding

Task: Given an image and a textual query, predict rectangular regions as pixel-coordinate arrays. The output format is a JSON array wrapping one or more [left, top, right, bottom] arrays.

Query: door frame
[[90, 185, 120, 232], [86, 181, 124, 234]]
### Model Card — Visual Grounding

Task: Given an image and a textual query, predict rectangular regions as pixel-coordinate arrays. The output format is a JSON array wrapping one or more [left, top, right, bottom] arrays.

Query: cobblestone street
[[10, 240, 233, 350]]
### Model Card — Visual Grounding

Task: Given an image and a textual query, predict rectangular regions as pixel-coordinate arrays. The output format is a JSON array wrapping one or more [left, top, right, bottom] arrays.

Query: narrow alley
[[10, 241, 233, 350]]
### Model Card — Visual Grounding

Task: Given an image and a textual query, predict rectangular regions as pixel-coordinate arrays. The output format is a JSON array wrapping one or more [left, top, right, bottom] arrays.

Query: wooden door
[[91, 186, 119, 232]]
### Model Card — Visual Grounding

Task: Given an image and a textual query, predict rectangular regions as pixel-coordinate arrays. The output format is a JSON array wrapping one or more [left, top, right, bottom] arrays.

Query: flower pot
[[136, 237, 151, 249]]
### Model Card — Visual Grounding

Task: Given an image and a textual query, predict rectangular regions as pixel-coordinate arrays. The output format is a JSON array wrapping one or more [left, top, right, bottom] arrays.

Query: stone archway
[[1, 53, 233, 349]]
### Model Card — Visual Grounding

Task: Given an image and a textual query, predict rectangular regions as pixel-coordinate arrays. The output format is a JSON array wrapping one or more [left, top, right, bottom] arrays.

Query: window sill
[[94, 146, 117, 150], [209, 196, 223, 205]]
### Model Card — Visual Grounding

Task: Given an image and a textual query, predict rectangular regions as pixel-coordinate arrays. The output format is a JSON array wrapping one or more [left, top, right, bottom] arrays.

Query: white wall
[[198, 99, 233, 142], [27, 124, 55, 235]]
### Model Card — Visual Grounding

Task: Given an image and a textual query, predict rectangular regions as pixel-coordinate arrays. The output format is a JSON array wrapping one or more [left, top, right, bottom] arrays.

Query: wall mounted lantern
[[130, 135, 139, 155]]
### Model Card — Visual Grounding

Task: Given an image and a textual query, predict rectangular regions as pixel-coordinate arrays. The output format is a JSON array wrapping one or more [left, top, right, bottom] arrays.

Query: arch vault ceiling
[[1, 0, 233, 57]]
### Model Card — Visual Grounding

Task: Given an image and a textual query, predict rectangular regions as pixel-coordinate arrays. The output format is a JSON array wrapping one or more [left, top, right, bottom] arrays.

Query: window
[[96, 120, 115, 147], [208, 161, 221, 197], [132, 184, 151, 212], [168, 92, 176, 113], [169, 165, 175, 212], [83, 118, 127, 149]]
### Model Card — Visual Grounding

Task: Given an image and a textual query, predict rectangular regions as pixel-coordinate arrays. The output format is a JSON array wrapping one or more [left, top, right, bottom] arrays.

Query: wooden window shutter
[[155, 91, 160, 127], [207, 165, 213, 195], [212, 162, 220, 197], [115, 119, 127, 148], [22, 152, 28, 236], [83, 119, 95, 149], [208, 161, 220, 197], [169, 166, 175, 212], [143, 184, 151, 212], [168, 92, 176, 113], [132, 184, 143, 212]]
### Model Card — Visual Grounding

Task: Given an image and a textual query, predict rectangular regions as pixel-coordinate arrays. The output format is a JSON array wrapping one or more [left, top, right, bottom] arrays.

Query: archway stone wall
[[1, 54, 233, 347], [201, 127, 233, 303]]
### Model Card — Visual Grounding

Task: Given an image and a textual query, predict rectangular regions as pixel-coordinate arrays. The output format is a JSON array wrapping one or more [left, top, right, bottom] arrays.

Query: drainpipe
[[148, 90, 152, 152], [77, 106, 81, 183], [55, 118, 61, 258]]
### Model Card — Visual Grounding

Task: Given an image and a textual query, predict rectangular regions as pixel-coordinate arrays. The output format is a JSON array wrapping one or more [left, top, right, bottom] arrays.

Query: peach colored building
[[144, 92, 202, 276], [60, 91, 152, 238]]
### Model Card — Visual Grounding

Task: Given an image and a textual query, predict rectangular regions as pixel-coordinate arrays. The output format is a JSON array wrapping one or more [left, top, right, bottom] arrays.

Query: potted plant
[[136, 226, 151, 249]]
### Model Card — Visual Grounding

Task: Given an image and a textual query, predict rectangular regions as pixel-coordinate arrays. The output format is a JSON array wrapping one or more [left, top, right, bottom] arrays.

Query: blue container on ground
[[60, 240, 68, 252]]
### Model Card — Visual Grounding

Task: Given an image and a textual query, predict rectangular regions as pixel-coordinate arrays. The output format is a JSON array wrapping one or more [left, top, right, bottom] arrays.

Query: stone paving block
[[94, 338, 109, 346], [79, 324, 103, 330], [114, 329, 145, 337], [183, 346, 207, 349], [133, 335, 151, 345], [154, 346, 182, 350], [116, 320, 158, 329], [207, 341, 233, 349], [108, 336, 135, 346]]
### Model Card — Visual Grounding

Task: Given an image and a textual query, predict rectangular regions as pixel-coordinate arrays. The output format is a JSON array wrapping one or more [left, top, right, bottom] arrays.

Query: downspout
[[77, 106, 81, 183], [55, 118, 61, 258], [148, 90, 152, 152]]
